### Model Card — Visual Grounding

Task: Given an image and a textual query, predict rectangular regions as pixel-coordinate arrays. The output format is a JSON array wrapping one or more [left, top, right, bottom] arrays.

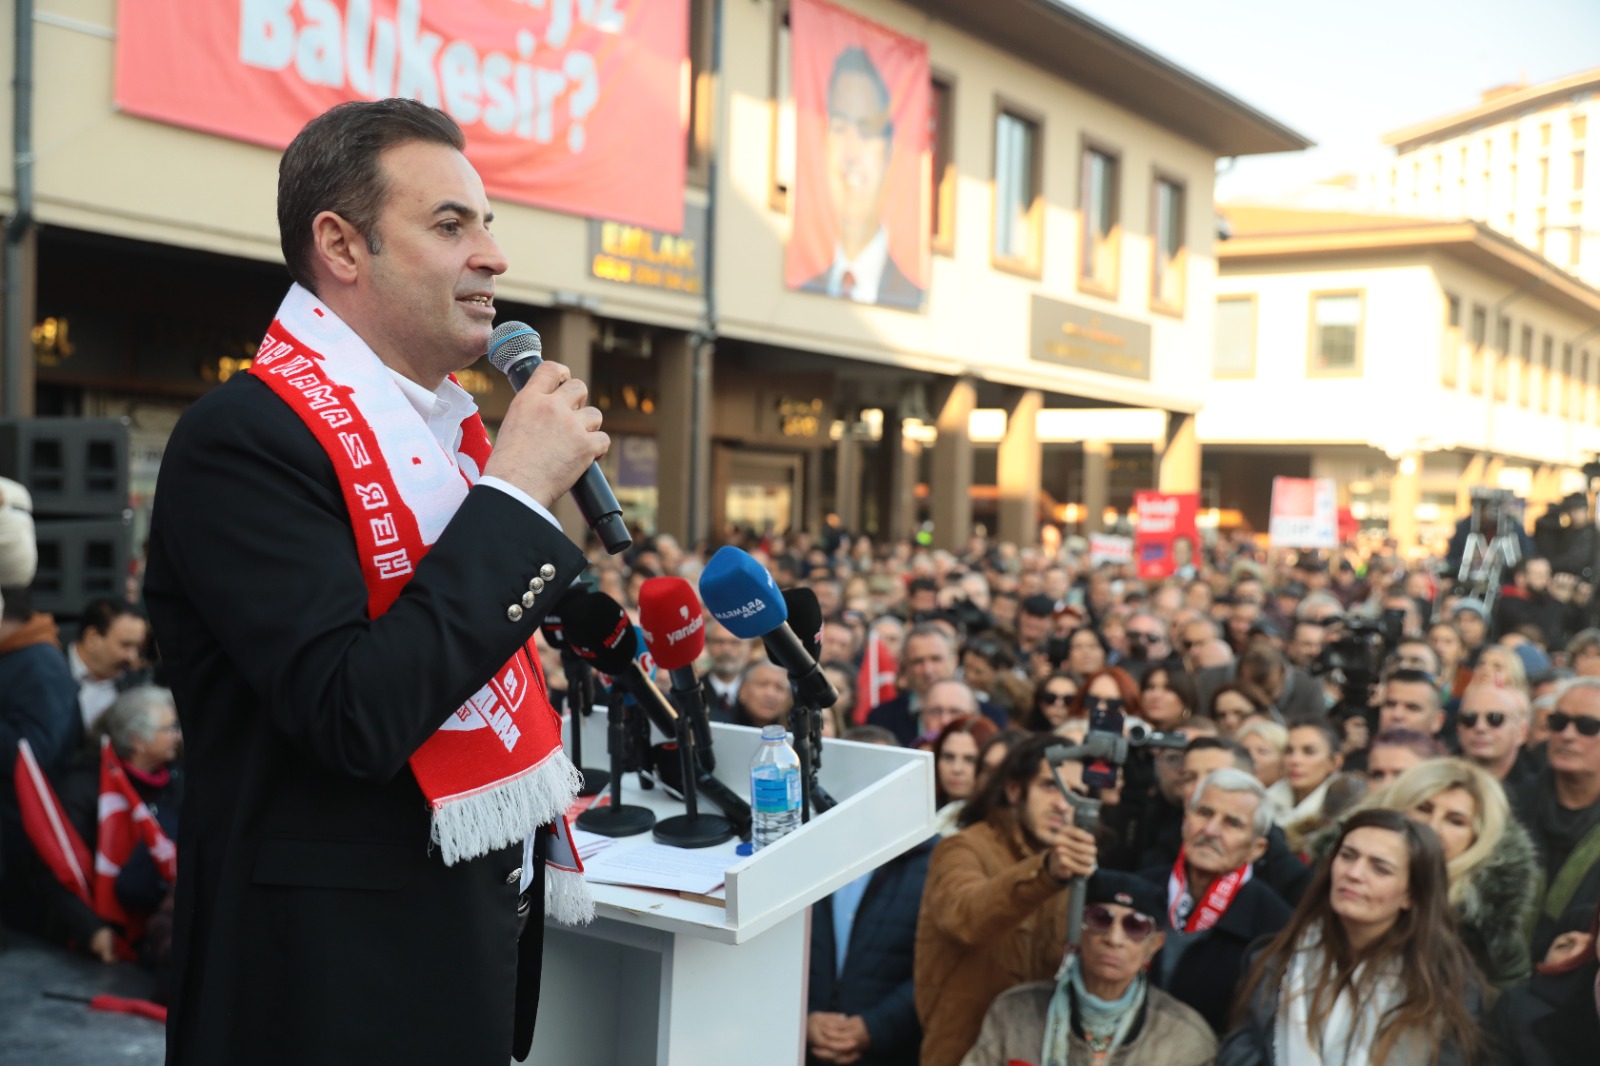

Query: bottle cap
[[760, 724, 786, 740]]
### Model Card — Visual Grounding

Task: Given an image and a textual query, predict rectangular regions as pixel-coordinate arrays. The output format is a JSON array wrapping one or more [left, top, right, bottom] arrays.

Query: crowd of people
[[8, 465, 1600, 1065], [552, 521, 1600, 1065]]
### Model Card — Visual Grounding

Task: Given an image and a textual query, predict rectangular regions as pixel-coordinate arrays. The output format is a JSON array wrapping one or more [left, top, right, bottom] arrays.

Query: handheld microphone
[[487, 321, 631, 555], [562, 592, 678, 739], [698, 547, 838, 710], [638, 577, 716, 772]]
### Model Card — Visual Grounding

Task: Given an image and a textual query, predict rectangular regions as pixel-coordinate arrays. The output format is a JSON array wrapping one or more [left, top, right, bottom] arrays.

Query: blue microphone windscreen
[[698, 546, 788, 639]]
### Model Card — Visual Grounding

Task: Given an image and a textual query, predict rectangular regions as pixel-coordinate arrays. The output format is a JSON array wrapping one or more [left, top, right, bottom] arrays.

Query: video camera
[[1314, 606, 1406, 708]]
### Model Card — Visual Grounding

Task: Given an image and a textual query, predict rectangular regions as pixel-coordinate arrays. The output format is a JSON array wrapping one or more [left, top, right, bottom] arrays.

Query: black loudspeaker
[[0, 418, 129, 517], [30, 515, 132, 617]]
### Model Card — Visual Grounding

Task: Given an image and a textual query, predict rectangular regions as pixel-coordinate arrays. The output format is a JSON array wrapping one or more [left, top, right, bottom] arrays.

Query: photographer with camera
[[914, 735, 1097, 1066]]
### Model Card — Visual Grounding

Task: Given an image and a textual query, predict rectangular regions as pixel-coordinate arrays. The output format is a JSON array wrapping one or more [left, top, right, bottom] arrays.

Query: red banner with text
[[1134, 491, 1199, 580], [114, 0, 688, 232]]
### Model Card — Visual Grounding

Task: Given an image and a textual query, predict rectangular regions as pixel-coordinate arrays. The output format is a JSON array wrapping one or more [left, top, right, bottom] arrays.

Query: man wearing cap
[[1454, 598, 1491, 669], [1138, 768, 1291, 1034], [960, 871, 1214, 1066]]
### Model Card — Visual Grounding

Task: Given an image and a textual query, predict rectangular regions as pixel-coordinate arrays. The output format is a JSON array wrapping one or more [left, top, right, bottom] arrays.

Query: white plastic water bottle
[[750, 724, 802, 850]]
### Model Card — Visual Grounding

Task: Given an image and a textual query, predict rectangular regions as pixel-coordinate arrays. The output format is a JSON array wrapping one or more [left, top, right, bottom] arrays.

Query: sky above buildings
[[1068, 0, 1600, 201]]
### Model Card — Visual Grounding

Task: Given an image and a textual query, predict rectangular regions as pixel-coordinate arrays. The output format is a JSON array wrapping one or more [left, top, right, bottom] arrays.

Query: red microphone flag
[[637, 577, 707, 671]]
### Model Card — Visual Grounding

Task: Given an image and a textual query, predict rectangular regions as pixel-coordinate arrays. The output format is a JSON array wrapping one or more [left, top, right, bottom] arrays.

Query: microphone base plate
[[576, 803, 656, 837], [652, 813, 737, 849], [576, 767, 612, 797]]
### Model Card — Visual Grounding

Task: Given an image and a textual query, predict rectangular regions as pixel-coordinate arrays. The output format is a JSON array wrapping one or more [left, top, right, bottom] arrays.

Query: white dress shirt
[[69, 642, 119, 731], [822, 226, 891, 305]]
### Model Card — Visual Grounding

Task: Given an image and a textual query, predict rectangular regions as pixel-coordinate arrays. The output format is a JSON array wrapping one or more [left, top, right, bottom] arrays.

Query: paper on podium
[[581, 843, 738, 894]]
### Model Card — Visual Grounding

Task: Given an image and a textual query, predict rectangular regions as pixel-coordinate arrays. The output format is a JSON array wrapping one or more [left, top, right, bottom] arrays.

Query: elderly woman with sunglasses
[[962, 871, 1215, 1066]]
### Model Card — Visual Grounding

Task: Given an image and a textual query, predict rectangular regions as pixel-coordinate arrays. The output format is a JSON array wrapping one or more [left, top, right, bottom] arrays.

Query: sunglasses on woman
[[1458, 711, 1507, 729], [1039, 691, 1076, 706], [1083, 905, 1157, 942], [1547, 711, 1600, 737]]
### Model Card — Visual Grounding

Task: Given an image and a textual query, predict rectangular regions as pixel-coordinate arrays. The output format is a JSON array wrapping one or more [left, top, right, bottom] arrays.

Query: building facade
[[0, 0, 1306, 551], [1199, 205, 1600, 551]]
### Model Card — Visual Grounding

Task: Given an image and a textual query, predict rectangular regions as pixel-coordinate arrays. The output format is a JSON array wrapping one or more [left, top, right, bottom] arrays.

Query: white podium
[[525, 714, 934, 1066]]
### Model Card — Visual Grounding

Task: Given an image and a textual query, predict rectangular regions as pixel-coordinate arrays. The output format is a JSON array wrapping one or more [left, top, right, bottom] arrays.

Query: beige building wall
[[1369, 74, 1598, 287]]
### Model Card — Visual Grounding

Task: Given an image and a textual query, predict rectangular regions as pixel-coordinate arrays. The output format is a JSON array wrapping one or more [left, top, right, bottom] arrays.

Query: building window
[[1469, 304, 1488, 395], [1151, 176, 1185, 313], [767, 1, 794, 211], [1079, 144, 1120, 295], [1575, 114, 1588, 143], [1542, 334, 1555, 413], [1494, 316, 1512, 402], [1442, 292, 1462, 388], [1214, 296, 1255, 378], [685, 0, 714, 186], [1519, 324, 1534, 406], [1540, 157, 1550, 197], [1538, 206, 1548, 253], [1576, 151, 1587, 192], [1586, 350, 1597, 423], [930, 78, 956, 256], [1563, 343, 1576, 417], [1541, 122, 1552, 148], [1309, 291, 1362, 376], [992, 108, 1041, 273]]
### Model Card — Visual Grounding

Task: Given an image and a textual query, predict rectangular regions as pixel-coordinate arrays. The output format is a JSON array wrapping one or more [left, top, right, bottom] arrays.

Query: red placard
[[786, 0, 929, 311], [114, 0, 688, 232], [1134, 491, 1199, 580]]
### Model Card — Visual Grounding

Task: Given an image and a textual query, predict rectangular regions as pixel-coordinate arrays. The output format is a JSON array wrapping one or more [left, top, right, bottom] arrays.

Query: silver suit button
[[539, 564, 557, 581], [506, 869, 520, 885], [521, 591, 537, 609], [528, 577, 546, 594], [507, 604, 524, 622]]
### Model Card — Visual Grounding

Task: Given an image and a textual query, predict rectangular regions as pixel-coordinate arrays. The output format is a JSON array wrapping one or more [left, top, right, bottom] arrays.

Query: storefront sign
[[775, 397, 826, 438], [1029, 296, 1152, 380], [784, 0, 929, 312], [588, 204, 706, 294], [1134, 491, 1198, 579], [115, 0, 689, 232], [1269, 477, 1339, 548]]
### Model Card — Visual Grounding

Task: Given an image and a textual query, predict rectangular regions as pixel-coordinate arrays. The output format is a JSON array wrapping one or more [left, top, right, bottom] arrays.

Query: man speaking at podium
[[144, 100, 607, 1065]]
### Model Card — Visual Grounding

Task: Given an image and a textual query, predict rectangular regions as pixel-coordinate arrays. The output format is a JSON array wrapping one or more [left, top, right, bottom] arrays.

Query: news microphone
[[777, 586, 839, 817], [562, 592, 679, 739], [698, 547, 838, 710], [638, 577, 716, 772], [487, 321, 631, 555], [539, 586, 609, 797]]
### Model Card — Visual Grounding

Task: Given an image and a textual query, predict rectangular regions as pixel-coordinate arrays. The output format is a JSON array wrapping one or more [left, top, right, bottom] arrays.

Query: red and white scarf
[[249, 285, 590, 924], [1167, 846, 1251, 933]]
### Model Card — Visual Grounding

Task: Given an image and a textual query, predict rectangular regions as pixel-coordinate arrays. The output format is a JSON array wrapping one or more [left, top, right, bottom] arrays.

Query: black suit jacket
[[799, 253, 925, 312], [866, 691, 1008, 746], [144, 372, 587, 1066]]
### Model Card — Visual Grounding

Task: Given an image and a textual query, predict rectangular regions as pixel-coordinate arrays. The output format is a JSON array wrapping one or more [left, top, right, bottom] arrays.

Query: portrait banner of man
[[787, 0, 930, 312]]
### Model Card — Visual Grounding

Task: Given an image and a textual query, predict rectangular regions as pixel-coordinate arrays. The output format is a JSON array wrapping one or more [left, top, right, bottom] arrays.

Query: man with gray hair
[[868, 624, 1003, 745], [1137, 768, 1292, 1034]]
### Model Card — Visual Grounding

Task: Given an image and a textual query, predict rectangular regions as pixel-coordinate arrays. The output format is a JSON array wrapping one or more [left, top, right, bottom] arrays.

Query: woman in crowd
[[963, 637, 1031, 723], [1486, 898, 1600, 1066], [1364, 729, 1447, 788], [1428, 620, 1472, 700], [1139, 665, 1198, 733], [1066, 627, 1109, 681], [1219, 809, 1484, 1066], [1268, 719, 1343, 845], [1210, 683, 1265, 738], [1355, 758, 1538, 988], [1024, 671, 1080, 732], [1473, 645, 1528, 695], [1236, 717, 1288, 790], [1077, 667, 1143, 725], [932, 716, 1001, 837], [961, 873, 1216, 1066]]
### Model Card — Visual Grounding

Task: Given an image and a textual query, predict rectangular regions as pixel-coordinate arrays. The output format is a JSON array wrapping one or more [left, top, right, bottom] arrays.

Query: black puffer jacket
[[1485, 956, 1600, 1066]]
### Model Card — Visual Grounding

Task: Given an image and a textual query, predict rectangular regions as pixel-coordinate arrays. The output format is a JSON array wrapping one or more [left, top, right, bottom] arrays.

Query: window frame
[[1442, 291, 1462, 388], [766, 0, 793, 213], [1149, 169, 1187, 317], [1213, 294, 1257, 379], [929, 73, 958, 258], [1077, 135, 1123, 299], [1306, 289, 1365, 378], [989, 98, 1045, 279], [684, 0, 715, 188]]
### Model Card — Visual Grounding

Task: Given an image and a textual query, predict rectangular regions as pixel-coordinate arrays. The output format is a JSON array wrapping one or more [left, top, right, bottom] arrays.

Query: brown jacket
[[914, 811, 1072, 1066], [958, 981, 1216, 1066]]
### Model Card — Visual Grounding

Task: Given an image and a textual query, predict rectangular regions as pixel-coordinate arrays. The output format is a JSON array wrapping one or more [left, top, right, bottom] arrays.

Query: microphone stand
[[561, 650, 610, 798], [575, 688, 655, 838], [652, 690, 735, 848]]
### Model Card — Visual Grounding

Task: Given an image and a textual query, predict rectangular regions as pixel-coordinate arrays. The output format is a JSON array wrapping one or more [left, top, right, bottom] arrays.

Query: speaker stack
[[0, 418, 131, 618]]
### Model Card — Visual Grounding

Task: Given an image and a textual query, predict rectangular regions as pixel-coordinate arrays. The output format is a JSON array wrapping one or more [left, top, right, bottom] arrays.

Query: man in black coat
[[143, 100, 608, 1066], [806, 837, 936, 1066], [1138, 768, 1292, 1034], [867, 627, 1005, 745]]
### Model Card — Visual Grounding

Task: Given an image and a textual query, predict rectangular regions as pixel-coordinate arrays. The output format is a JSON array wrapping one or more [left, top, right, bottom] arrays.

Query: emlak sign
[[115, 0, 688, 231]]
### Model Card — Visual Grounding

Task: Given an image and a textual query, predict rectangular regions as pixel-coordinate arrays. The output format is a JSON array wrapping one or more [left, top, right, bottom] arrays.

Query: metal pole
[[3, 0, 36, 418]]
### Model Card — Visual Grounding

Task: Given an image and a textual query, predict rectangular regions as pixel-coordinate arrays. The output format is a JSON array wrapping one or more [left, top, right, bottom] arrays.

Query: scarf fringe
[[429, 752, 584, 866], [545, 866, 595, 926]]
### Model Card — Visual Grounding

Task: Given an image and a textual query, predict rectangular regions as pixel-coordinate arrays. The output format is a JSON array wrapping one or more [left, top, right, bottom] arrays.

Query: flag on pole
[[853, 631, 899, 725]]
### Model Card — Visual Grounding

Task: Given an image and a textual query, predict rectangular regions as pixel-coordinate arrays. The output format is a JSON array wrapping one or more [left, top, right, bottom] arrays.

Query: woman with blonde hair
[[1236, 717, 1289, 791], [1472, 645, 1528, 695], [1342, 758, 1538, 988]]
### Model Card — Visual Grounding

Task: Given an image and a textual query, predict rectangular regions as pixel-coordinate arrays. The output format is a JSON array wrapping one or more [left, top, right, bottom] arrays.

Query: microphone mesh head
[[488, 321, 542, 374]]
